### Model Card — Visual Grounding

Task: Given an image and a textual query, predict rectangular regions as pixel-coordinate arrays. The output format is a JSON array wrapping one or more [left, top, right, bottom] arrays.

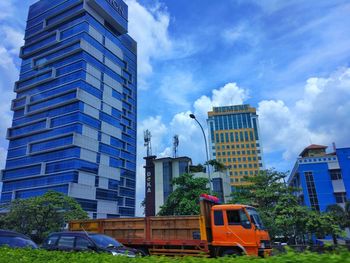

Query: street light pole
[[189, 114, 212, 194]]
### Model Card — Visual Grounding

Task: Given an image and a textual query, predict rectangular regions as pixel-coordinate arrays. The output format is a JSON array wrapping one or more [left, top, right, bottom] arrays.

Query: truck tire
[[221, 248, 242, 257]]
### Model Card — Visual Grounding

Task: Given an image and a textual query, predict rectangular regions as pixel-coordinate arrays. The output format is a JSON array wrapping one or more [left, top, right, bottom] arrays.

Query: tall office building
[[0, 0, 137, 218], [207, 105, 264, 188]]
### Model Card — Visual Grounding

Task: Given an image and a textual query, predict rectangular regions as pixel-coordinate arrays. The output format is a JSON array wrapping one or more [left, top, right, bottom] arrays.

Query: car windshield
[[89, 234, 122, 248], [246, 208, 265, 230], [0, 236, 37, 248]]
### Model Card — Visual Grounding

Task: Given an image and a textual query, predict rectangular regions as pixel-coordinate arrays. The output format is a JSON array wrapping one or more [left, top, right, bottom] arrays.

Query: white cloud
[[158, 70, 198, 107], [1, 26, 24, 55], [0, 46, 19, 147], [194, 82, 249, 118], [258, 67, 350, 160], [125, 0, 172, 88], [222, 23, 260, 46], [0, 1, 14, 20]]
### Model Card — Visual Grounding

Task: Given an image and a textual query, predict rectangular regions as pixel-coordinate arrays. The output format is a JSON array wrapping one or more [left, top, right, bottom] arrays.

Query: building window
[[179, 161, 189, 175], [329, 169, 342, 180], [225, 133, 229, 142], [305, 171, 320, 211], [220, 133, 224, 143], [212, 178, 223, 201], [334, 192, 347, 204], [163, 162, 173, 201]]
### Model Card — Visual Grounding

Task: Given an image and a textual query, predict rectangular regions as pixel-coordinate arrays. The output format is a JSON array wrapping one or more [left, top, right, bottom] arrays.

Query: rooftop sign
[[106, 0, 127, 20]]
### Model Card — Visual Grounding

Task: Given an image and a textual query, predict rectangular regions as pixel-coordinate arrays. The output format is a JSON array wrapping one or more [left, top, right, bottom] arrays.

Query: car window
[[0, 236, 37, 248], [57, 236, 75, 248], [89, 234, 122, 248], [75, 237, 92, 250], [45, 235, 59, 246], [227, 210, 241, 225]]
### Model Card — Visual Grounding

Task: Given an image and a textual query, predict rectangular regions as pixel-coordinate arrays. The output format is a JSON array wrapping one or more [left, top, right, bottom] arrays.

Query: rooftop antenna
[[144, 130, 152, 157], [173, 135, 179, 158]]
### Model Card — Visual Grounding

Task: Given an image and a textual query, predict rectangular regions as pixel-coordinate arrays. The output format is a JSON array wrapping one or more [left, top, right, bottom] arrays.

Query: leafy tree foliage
[[325, 202, 350, 244], [158, 173, 209, 216], [0, 191, 88, 243], [189, 164, 206, 173], [206, 159, 226, 172], [231, 169, 342, 244]]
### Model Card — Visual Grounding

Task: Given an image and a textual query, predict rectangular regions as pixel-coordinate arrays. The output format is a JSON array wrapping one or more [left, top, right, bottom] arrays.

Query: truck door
[[224, 209, 257, 248], [211, 210, 227, 242]]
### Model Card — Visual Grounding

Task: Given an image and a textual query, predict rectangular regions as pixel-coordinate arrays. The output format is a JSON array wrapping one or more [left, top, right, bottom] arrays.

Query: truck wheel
[[221, 248, 242, 257]]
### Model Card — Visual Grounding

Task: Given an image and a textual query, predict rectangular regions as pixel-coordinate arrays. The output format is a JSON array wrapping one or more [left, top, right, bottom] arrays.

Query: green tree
[[230, 169, 342, 244], [273, 193, 310, 244], [0, 191, 88, 243], [189, 164, 205, 173], [325, 203, 350, 244], [158, 173, 209, 216], [206, 159, 226, 172], [231, 169, 291, 208], [306, 210, 343, 244]]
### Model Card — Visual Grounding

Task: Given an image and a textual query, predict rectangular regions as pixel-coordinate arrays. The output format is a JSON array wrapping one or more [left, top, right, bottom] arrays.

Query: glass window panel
[[30, 135, 73, 153]]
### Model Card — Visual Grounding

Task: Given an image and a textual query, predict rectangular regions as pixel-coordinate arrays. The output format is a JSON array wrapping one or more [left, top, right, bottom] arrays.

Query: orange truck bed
[[69, 216, 210, 256]]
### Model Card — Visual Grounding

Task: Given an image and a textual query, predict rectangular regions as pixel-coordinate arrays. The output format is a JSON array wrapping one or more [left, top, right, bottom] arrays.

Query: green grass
[[0, 248, 350, 263]]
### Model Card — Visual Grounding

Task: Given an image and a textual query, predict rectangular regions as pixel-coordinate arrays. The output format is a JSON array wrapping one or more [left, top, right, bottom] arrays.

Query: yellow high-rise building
[[207, 105, 264, 187]]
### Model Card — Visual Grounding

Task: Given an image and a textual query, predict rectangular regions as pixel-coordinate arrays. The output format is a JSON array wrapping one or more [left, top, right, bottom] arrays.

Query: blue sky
[[0, 0, 349, 215]]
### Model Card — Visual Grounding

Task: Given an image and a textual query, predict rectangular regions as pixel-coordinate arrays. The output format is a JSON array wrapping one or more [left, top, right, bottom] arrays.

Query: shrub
[[0, 248, 350, 263]]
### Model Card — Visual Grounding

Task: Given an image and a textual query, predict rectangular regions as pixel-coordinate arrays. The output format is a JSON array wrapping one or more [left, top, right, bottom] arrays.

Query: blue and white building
[[288, 144, 350, 212], [0, 0, 137, 218]]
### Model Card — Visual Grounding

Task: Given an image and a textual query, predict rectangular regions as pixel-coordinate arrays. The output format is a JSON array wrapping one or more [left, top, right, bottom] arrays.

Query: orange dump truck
[[69, 195, 271, 257]]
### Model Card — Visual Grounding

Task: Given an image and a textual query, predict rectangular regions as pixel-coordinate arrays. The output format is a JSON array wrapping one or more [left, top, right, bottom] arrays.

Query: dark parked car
[[42, 232, 141, 257], [0, 230, 38, 249]]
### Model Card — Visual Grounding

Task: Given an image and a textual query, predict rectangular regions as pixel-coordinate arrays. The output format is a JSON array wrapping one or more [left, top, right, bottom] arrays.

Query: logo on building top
[[106, 0, 126, 19], [146, 171, 152, 193]]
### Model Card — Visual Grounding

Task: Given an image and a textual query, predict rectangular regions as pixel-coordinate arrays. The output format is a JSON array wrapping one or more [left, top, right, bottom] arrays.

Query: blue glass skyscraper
[[0, 0, 137, 218]]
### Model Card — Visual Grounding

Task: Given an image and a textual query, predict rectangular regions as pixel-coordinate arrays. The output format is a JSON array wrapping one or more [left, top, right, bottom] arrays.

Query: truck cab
[[199, 195, 271, 257]]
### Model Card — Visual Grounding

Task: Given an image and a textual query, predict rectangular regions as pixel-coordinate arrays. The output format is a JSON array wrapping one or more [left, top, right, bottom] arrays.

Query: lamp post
[[189, 113, 212, 194]]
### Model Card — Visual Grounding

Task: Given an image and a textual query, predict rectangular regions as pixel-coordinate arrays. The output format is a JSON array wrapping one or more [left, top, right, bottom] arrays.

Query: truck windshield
[[246, 208, 265, 230], [89, 234, 122, 248]]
